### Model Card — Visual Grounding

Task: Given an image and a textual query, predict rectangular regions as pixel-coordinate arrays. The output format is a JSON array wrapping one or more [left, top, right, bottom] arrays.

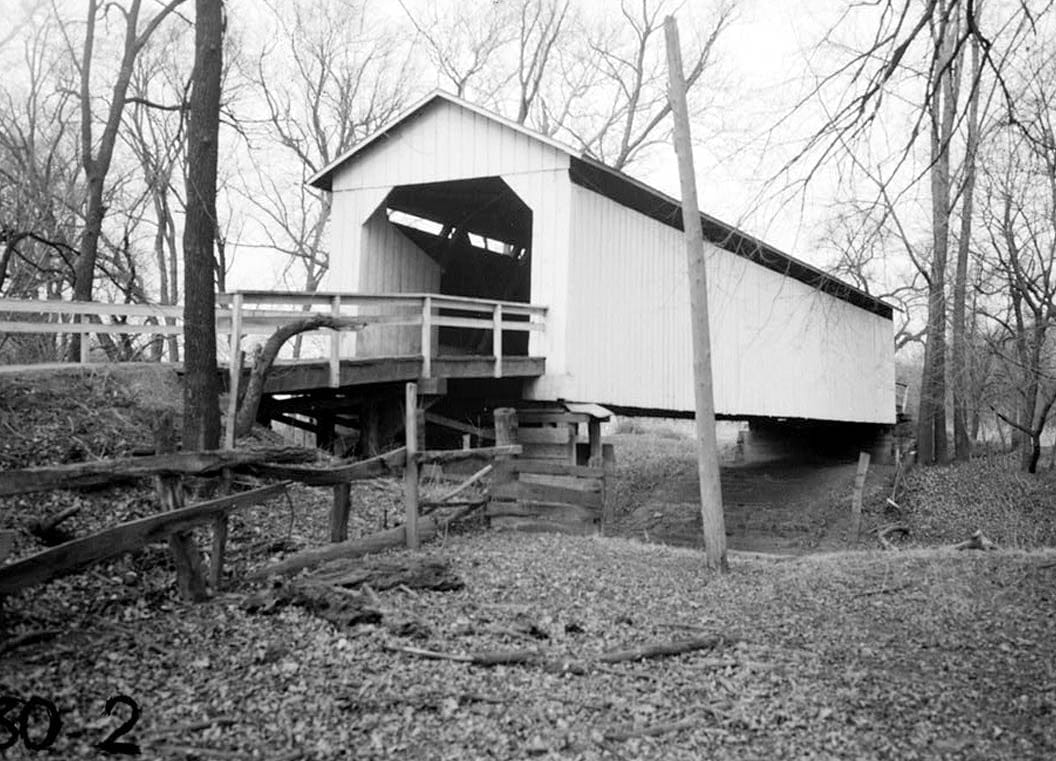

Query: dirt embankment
[[606, 431, 893, 554]]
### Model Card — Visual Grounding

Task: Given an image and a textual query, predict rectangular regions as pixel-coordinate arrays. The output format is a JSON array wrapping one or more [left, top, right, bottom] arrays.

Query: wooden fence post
[[404, 383, 420, 549], [494, 408, 518, 449], [330, 482, 352, 543], [492, 408, 519, 513], [850, 451, 871, 544], [154, 413, 208, 602]]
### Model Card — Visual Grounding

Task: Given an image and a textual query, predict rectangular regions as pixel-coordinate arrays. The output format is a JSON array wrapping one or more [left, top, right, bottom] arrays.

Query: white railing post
[[330, 294, 342, 387], [78, 311, 89, 364], [492, 302, 503, 378], [421, 295, 433, 378], [224, 292, 244, 449]]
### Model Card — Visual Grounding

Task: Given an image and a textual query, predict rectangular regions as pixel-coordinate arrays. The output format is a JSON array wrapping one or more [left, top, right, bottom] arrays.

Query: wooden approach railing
[[0, 291, 548, 383]]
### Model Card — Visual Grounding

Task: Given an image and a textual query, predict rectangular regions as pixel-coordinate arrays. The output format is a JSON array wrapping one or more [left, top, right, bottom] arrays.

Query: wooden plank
[[0, 299, 183, 318], [0, 483, 289, 597], [489, 516, 598, 535], [416, 445, 521, 464], [512, 459, 605, 478], [491, 481, 603, 508], [519, 443, 573, 461], [486, 501, 600, 522], [0, 321, 183, 336], [0, 447, 313, 497], [518, 427, 572, 445], [248, 448, 407, 486], [516, 410, 592, 424], [519, 473, 603, 492], [432, 316, 542, 331], [424, 412, 496, 441]]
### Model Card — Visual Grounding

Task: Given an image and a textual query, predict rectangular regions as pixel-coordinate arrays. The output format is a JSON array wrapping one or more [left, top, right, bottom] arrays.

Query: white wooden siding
[[330, 100, 568, 193], [563, 185, 895, 423]]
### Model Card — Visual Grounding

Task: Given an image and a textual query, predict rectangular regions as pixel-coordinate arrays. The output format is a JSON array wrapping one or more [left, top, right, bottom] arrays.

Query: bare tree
[[546, 0, 733, 171], [241, 0, 414, 353], [976, 57, 1056, 473], [123, 26, 192, 360], [397, 0, 514, 100], [786, 0, 1050, 465], [55, 0, 186, 319], [0, 15, 82, 301], [398, 0, 734, 172]]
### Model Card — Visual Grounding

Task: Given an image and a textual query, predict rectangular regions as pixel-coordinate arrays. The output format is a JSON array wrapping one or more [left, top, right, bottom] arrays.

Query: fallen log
[[0, 447, 313, 497], [252, 502, 482, 578], [309, 557, 464, 592]]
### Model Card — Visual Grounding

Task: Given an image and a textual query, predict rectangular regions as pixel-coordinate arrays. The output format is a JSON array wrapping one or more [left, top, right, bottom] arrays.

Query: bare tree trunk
[[951, 29, 982, 462], [182, 0, 223, 452], [917, 2, 958, 465]]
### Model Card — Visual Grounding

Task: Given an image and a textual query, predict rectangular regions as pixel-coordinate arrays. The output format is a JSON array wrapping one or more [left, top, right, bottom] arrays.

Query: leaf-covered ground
[[900, 452, 1056, 547], [3, 535, 1055, 760], [3, 367, 1056, 759]]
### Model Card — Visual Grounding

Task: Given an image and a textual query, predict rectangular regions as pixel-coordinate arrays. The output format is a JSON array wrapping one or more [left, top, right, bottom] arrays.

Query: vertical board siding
[[356, 208, 441, 357], [565, 185, 895, 423], [330, 100, 567, 193], [504, 171, 572, 386]]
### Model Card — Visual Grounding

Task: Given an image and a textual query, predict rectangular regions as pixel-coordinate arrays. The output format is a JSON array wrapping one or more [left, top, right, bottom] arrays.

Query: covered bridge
[[308, 91, 895, 449]]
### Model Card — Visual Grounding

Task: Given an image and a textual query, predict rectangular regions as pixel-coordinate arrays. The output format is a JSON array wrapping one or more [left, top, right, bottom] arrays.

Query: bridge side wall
[[562, 184, 896, 424]]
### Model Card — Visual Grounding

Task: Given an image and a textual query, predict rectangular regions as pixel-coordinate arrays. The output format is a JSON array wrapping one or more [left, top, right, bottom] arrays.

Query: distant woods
[[792, 0, 1056, 472], [0, 0, 733, 362]]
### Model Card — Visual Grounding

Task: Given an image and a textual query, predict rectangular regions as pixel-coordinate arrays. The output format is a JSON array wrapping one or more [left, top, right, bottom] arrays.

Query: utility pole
[[664, 15, 727, 572]]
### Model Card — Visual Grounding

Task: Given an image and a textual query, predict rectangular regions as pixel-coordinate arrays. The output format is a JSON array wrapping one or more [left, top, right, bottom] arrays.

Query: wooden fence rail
[[0, 482, 290, 596]]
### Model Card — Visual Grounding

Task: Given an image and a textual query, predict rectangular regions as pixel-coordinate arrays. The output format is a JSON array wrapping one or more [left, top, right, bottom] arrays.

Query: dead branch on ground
[[952, 530, 997, 550], [877, 522, 910, 550], [386, 634, 729, 676]]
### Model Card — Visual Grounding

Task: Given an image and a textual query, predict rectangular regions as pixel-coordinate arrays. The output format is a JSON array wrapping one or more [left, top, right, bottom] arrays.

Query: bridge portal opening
[[383, 177, 533, 356]]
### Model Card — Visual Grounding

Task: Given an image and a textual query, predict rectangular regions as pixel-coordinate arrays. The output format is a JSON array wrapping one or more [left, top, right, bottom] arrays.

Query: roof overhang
[[568, 157, 894, 320]]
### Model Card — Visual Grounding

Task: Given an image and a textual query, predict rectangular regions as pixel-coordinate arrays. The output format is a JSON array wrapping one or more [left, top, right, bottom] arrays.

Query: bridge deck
[[252, 354, 545, 394]]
